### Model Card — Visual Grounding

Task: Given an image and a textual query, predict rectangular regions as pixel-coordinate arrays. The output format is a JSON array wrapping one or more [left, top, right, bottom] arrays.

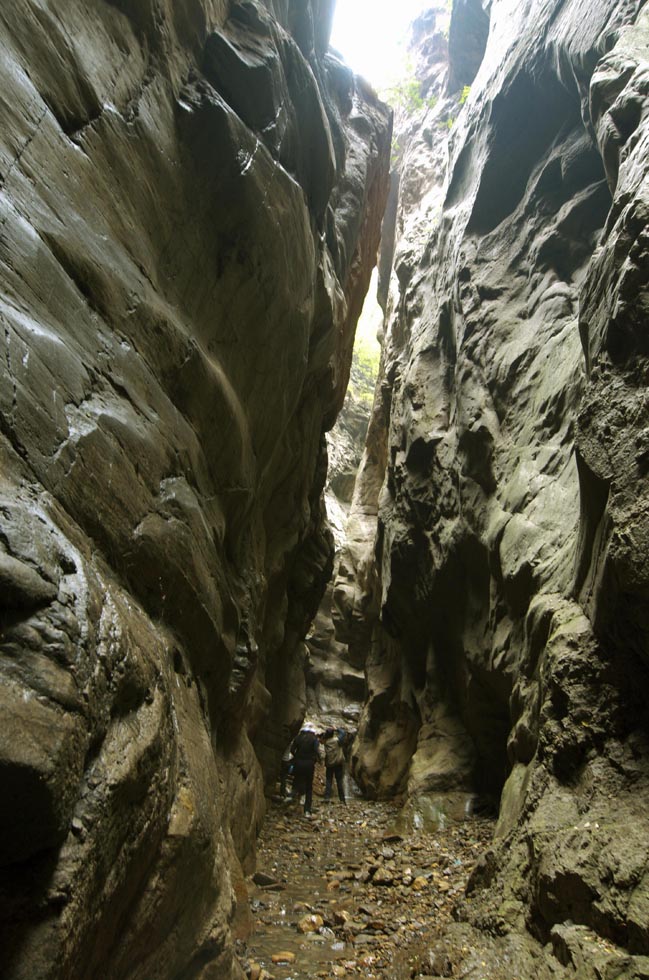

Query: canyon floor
[[237, 781, 496, 980]]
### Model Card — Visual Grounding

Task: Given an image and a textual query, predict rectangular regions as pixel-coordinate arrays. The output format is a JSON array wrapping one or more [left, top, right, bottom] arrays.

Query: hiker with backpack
[[290, 723, 322, 817], [323, 728, 346, 804]]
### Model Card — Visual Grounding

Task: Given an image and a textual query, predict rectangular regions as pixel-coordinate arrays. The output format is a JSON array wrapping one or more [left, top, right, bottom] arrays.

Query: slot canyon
[[1, 1, 649, 978]]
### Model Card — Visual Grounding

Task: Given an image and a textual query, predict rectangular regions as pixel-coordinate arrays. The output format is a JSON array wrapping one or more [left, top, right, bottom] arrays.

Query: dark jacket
[[291, 730, 320, 763]]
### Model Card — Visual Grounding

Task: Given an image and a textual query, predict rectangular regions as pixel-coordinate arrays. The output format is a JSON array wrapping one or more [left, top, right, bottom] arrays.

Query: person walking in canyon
[[323, 728, 347, 804], [290, 723, 321, 817]]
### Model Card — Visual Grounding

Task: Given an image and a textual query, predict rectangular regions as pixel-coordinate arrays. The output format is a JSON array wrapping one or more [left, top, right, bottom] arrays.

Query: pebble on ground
[[237, 790, 494, 980]]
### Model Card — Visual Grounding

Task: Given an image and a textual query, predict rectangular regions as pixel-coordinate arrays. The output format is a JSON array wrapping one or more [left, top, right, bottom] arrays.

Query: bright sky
[[330, 0, 433, 90]]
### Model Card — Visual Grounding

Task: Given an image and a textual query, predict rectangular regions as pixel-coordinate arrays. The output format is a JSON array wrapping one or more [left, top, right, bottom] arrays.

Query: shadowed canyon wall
[[335, 0, 649, 974], [304, 342, 377, 731], [0, 2, 390, 977]]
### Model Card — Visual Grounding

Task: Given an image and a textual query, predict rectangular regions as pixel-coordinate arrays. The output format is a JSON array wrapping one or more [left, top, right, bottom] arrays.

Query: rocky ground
[[237, 780, 494, 980]]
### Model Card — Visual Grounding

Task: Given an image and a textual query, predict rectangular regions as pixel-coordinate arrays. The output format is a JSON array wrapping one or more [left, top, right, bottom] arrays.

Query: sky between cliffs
[[330, 0, 433, 90]]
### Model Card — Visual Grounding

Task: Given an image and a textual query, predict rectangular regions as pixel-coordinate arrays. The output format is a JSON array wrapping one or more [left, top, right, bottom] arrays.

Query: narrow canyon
[[1, 1, 648, 979]]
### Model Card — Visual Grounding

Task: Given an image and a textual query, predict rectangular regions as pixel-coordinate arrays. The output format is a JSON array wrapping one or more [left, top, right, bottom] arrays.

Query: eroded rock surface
[[335, 0, 649, 975], [0, 2, 390, 977], [304, 337, 379, 731]]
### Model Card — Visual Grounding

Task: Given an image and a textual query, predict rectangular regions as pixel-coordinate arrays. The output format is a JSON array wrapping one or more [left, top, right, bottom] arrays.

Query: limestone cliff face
[[336, 0, 649, 972], [0, 2, 390, 977]]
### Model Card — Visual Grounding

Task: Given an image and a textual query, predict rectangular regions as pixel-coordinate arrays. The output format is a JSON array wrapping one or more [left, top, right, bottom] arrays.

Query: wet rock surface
[[333, 0, 649, 975], [0, 1, 390, 976], [304, 296, 381, 733], [240, 798, 495, 980]]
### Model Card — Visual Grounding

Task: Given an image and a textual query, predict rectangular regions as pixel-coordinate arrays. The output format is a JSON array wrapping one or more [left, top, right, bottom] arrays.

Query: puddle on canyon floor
[[237, 793, 495, 980]]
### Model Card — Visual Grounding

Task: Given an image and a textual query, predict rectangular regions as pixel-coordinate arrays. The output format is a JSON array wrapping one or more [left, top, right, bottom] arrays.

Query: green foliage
[[381, 63, 438, 115], [460, 85, 471, 105], [350, 333, 380, 407]]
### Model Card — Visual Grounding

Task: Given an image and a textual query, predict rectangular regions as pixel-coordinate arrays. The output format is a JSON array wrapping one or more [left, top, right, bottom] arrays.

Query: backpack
[[324, 738, 344, 767], [292, 730, 319, 762]]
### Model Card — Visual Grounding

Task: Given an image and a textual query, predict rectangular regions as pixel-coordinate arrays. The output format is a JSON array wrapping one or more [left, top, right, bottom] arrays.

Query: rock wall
[[0, 2, 390, 977], [335, 0, 649, 973], [304, 345, 377, 731]]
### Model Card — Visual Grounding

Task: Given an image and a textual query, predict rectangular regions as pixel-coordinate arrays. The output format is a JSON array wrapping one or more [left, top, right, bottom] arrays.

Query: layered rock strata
[[0, 2, 390, 977], [335, 0, 649, 973]]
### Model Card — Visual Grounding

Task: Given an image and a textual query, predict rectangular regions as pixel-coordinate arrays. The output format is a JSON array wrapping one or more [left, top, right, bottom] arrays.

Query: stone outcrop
[[0, 2, 390, 977], [335, 0, 649, 974]]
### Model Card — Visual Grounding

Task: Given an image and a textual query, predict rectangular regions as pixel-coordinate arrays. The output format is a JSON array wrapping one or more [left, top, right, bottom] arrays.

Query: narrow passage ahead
[[237, 791, 494, 980]]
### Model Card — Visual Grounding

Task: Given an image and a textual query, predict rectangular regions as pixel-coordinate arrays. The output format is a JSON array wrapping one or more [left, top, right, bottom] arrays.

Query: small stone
[[358, 953, 377, 966], [249, 963, 262, 980], [344, 920, 365, 936], [71, 818, 84, 837], [332, 966, 346, 978], [372, 867, 394, 886], [297, 913, 324, 933], [368, 919, 387, 932], [253, 871, 279, 887], [271, 951, 295, 964], [412, 876, 428, 890]]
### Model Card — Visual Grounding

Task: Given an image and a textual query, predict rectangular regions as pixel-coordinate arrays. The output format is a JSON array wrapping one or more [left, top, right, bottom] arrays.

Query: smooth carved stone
[[271, 951, 296, 963], [0, 0, 390, 977]]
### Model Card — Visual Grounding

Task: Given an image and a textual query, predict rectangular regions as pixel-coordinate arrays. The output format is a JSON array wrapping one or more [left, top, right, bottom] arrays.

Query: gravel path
[[237, 795, 495, 980]]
